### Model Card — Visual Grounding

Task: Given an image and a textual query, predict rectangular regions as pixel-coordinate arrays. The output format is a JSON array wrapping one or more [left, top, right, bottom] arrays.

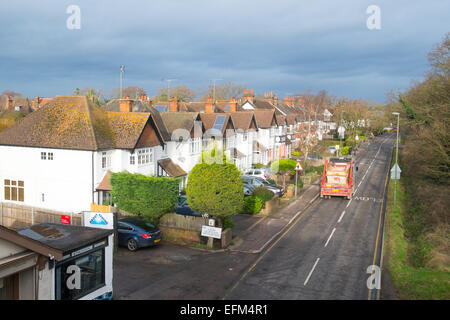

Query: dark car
[[243, 182, 255, 196], [241, 175, 284, 196], [175, 195, 206, 217], [117, 217, 162, 251]]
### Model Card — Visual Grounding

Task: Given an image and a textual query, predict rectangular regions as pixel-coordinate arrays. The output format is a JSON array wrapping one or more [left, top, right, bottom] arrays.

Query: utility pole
[[392, 112, 400, 206]]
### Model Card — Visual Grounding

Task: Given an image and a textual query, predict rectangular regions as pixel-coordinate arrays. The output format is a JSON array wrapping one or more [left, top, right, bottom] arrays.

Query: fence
[[0, 202, 82, 230]]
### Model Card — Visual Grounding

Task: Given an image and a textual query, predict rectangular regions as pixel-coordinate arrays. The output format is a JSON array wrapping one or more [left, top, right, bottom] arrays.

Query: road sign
[[295, 161, 303, 171], [390, 163, 401, 180], [201, 225, 222, 239]]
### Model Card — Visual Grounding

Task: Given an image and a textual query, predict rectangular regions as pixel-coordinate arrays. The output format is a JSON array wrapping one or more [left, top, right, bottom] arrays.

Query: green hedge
[[253, 187, 273, 204], [243, 196, 263, 214], [187, 147, 243, 224], [110, 172, 180, 224]]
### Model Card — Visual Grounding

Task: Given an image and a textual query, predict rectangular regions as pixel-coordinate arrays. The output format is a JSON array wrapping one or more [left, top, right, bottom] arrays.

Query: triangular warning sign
[[295, 161, 303, 171]]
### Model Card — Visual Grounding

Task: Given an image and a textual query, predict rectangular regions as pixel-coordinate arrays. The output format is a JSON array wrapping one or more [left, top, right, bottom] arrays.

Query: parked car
[[241, 175, 284, 196], [243, 182, 255, 196], [117, 217, 162, 251], [244, 168, 268, 180], [175, 195, 204, 217], [328, 146, 337, 154]]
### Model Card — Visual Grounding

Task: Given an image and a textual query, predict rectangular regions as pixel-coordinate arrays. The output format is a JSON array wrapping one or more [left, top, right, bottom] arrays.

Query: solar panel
[[212, 115, 226, 131], [154, 105, 167, 112]]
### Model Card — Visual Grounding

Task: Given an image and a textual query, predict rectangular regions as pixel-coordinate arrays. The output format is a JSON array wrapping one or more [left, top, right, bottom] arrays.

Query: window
[[189, 138, 201, 154], [48, 153, 53, 160], [102, 152, 107, 169], [41, 152, 46, 160], [4, 180, 24, 202], [137, 148, 153, 165], [130, 155, 135, 165], [55, 248, 105, 300], [101, 152, 111, 169]]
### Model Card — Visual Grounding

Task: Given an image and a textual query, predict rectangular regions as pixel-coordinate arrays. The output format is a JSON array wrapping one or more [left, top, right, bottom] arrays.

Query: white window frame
[[137, 148, 153, 165]]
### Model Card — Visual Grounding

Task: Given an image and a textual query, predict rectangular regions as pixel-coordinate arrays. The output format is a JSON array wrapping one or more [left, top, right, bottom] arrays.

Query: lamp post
[[392, 112, 400, 206]]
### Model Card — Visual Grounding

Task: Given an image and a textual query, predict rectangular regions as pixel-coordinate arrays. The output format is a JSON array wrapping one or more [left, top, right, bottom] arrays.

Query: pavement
[[230, 182, 320, 253]]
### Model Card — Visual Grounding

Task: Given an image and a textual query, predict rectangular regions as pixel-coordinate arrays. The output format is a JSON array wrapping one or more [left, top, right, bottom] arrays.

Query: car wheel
[[127, 239, 138, 251]]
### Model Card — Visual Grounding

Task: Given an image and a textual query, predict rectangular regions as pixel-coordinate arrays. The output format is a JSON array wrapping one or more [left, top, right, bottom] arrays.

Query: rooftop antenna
[[210, 78, 222, 104], [119, 65, 126, 98], [162, 78, 177, 102]]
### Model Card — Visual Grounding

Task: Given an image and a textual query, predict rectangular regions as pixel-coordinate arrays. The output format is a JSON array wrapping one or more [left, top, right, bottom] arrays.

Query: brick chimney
[[205, 97, 214, 113], [229, 96, 237, 113], [264, 91, 274, 104], [242, 89, 254, 104], [6, 96, 13, 110], [169, 98, 178, 112], [273, 94, 278, 106], [284, 96, 295, 107], [119, 96, 133, 113]]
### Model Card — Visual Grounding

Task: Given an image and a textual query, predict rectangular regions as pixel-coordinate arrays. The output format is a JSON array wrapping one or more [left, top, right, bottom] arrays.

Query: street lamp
[[392, 112, 400, 206]]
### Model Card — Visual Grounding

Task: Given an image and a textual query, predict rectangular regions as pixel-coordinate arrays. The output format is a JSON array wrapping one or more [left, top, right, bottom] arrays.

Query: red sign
[[61, 215, 71, 225]]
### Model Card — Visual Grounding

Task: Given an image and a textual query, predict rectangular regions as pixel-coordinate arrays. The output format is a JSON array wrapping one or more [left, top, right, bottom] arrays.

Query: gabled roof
[[160, 112, 203, 139], [227, 112, 258, 131], [0, 96, 115, 150], [0, 96, 168, 151], [199, 113, 235, 136], [157, 158, 187, 178], [253, 109, 277, 128]]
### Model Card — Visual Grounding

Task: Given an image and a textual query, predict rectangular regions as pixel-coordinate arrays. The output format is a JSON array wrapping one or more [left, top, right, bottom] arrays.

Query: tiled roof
[[160, 112, 202, 139], [96, 170, 112, 191], [253, 109, 277, 128], [0, 96, 167, 151], [0, 96, 114, 150], [158, 158, 187, 177], [227, 112, 257, 131], [101, 99, 171, 142]]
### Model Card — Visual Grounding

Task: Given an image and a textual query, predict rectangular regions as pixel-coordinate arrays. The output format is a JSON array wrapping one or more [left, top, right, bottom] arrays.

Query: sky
[[0, 0, 449, 103]]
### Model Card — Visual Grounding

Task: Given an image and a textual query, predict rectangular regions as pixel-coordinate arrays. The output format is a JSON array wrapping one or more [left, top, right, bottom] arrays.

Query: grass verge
[[385, 179, 450, 299]]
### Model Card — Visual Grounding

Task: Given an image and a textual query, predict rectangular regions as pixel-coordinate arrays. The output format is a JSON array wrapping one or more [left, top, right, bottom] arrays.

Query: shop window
[[55, 248, 105, 300]]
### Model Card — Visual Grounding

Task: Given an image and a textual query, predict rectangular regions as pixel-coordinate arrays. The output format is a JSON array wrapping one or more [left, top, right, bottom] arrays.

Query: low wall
[[159, 213, 232, 248], [0, 202, 82, 230]]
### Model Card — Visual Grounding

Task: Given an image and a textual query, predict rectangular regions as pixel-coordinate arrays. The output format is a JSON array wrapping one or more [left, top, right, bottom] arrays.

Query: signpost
[[294, 161, 304, 197]]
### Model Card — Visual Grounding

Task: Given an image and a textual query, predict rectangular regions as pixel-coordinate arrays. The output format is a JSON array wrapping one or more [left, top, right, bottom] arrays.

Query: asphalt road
[[224, 133, 395, 300]]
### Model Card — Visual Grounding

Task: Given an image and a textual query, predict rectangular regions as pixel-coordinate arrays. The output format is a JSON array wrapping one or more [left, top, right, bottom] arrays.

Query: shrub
[[292, 151, 301, 157], [253, 187, 273, 203], [243, 196, 263, 214], [187, 147, 244, 226], [341, 146, 350, 155], [110, 172, 180, 224]]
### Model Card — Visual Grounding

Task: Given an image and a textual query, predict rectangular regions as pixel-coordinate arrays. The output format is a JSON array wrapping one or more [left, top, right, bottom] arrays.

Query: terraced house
[[0, 96, 169, 213], [0, 90, 316, 215]]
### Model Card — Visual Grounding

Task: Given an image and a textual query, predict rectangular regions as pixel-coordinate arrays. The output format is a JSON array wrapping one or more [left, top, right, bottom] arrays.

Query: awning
[[96, 170, 112, 191], [158, 158, 187, 178], [253, 140, 268, 151], [228, 148, 245, 159]]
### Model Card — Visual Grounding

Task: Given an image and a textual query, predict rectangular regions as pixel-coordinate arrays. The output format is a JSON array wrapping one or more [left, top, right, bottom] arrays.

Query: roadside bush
[[252, 163, 265, 169], [187, 147, 243, 226], [292, 151, 301, 157], [253, 187, 273, 203], [222, 216, 235, 230], [341, 146, 350, 155], [110, 172, 180, 224], [243, 196, 263, 214]]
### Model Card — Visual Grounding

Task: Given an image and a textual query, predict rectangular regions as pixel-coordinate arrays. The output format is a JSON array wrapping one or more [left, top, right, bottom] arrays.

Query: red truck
[[320, 158, 354, 200]]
